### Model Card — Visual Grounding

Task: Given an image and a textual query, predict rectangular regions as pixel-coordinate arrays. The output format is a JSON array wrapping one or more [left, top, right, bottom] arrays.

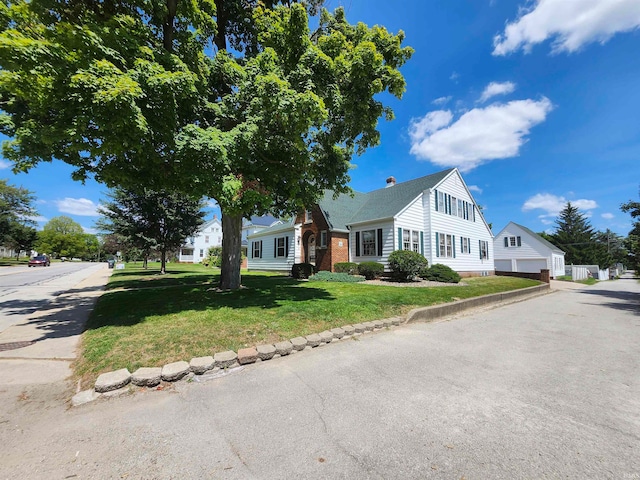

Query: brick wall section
[[295, 207, 349, 272]]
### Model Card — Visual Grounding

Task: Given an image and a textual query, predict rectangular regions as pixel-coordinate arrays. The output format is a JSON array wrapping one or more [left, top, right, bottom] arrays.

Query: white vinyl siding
[[179, 218, 223, 263], [396, 196, 426, 259], [493, 222, 566, 278], [428, 171, 493, 273], [350, 220, 395, 268], [247, 226, 299, 272]]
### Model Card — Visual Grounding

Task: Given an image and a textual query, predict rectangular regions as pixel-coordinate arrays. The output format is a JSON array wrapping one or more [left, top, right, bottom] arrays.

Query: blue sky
[[1, 0, 639, 236]]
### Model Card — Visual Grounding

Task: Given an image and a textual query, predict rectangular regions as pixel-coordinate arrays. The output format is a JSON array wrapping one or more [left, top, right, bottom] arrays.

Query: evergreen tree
[[97, 188, 205, 274], [621, 192, 640, 273], [551, 202, 604, 266]]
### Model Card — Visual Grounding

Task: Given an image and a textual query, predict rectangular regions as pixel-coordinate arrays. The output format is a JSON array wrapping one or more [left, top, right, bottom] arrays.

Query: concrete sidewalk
[[0, 265, 112, 386]]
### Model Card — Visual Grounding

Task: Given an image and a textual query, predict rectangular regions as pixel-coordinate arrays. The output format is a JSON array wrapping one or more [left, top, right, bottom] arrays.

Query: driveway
[[0, 274, 638, 479]]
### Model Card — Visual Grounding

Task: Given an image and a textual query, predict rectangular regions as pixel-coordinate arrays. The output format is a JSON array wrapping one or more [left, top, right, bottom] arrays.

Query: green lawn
[[0, 257, 29, 266], [75, 263, 540, 386]]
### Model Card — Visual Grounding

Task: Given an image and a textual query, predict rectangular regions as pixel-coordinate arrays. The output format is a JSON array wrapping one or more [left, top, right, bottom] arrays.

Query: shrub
[[388, 250, 429, 282], [358, 261, 385, 280], [291, 262, 317, 279], [421, 263, 461, 283], [309, 271, 365, 283], [334, 262, 359, 275]]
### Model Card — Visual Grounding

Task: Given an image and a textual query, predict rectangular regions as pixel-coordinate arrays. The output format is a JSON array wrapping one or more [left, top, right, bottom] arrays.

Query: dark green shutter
[[453, 235, 456, 258], [504, 237, 508, 247], [398, 227, 402, 250], [260, 240, 263, 259], [355, 232, 360, 257], [460, 236, 463, 252], [420, 231, 424, 255], [434, 190, 439, 211], [436, 232, 440, 257], [468, 238, 471, 254], [517, 236, 522, 247], [285, 236, 289, 257], [479, 240, 482, 259], [274, 238, 277, 257], [377, 229, 383, 256]]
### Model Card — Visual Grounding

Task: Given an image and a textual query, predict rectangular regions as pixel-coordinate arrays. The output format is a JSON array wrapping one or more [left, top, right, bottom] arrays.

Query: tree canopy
[[36, 215, 94, 258], [0, 179, 36, 244], [0, 0, 413, 288], [621, 192, 640, 273], [97, 187, 205, 273]]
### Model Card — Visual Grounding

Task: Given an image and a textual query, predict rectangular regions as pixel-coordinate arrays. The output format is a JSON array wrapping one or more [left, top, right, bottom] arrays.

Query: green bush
[[334, 262, 359, 275], [358, 261, 385, 280], [388, 250, 429, 282], [309, 271, 365, 283], [421, 263, 461, 283], [291, 262, 317, 279]]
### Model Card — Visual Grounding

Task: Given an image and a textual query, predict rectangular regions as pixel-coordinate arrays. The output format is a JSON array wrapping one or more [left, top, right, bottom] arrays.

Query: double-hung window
[[275, 237, 287, 257], [412, 231, 420, 252], [403, 229, 411, 250], [461, 237, 470, 254], [504, 236, 522, 247], [252, 241, 262, 258], [479, 240, 489, 260], [320, 230, 327, 248], [362, 230, 376, 256]]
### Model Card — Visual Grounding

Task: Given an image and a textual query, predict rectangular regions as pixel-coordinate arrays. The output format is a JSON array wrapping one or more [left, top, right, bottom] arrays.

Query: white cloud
[[26, 215, 48, 223], [55, 198, 99, 216], [601, 212, 614, 219], [478, 81, 516, 103], [493, 0, 640, 55], [0, 159, 10, 170], [83, 226, 98, 234], [522, 193, 598, 219], [468, 185, 483, 194], [409, 97, 553, 172], [449, 72, 460, 81], [432, 96, 452, 106]]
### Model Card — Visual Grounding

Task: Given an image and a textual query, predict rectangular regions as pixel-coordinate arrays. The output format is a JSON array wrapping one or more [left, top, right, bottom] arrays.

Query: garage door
[[516, 259, 547, 273], [495, 260, 512, 271]]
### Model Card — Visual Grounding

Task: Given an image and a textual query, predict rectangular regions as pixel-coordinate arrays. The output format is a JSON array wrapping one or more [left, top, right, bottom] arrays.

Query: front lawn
[[75, 263, 540, 386]]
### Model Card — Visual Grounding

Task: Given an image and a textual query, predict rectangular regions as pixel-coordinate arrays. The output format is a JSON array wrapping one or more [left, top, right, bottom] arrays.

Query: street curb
[[74, 283, 551, 406], [406, 283, 551, 324]]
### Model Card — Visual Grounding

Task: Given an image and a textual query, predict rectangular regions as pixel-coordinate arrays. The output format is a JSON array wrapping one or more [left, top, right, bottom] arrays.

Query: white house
[[179, 216, 223, 263], [493, 222, 565, 279], [248, 168, 495, 275]]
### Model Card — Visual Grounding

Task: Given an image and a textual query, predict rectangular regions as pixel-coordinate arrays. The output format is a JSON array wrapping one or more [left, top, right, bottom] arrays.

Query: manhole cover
[[0, 341, 35, 352]]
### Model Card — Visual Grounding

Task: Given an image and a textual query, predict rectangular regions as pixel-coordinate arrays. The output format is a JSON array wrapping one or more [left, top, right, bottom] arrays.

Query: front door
[[306, 234, 316, 265]]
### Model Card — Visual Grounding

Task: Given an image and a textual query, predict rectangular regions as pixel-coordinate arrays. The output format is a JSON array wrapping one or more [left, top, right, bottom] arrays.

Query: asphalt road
[[1, 275, 638, 479], [0, 262, 107, 333]]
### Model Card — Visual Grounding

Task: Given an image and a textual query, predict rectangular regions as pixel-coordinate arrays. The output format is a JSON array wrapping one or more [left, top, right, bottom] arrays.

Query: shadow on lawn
[[105, 268, 219, 290], [87, 275, 335, 329]]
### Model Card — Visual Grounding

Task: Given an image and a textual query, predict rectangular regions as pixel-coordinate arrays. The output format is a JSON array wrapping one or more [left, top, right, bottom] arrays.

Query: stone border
[[72, 284, 549, 406]]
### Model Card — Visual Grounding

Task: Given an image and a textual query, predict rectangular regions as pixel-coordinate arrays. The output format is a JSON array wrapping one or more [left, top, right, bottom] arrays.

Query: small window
[[252, 241, 262, 258], [412, 231, 420, 253], [403, 229, 411, 250], [320, 230, 327, 248], [461, 237, 469, 254], [480, 240, 489, 260], [205, 236, 210, 244], [510, 236, 516, 247], [199, 249, 204, 258], [451, 197, 457, 216], [304, 210, 312, 223], [276, 237, 286, 257], [362, 230, 376, 256], [457, 199, 463, 218], [446, 234, 453, 257], [438, 191, 445, 212]]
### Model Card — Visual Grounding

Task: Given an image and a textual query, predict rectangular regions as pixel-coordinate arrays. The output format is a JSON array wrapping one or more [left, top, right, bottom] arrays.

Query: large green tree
[[0, 179, 36, 244], [550, 202, 609, 266], [36, 215, 90, 258], [0, 0, 413, 289], [5, 222, 37, 258], [621, 193, 640, 273], [97, 187, 205, 273]]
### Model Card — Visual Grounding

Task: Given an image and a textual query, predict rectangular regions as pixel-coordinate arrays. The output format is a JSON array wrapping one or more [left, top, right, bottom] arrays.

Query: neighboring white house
[[248, 168, 495, 275], [493, 222, 565, 279], [179, 216, 223, 263]]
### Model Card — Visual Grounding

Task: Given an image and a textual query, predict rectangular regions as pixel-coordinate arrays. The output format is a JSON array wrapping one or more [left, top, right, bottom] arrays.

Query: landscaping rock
[[214, 350, 238, 369], [290, 337, 308, 351], [362, 321, 375, 331], [189, 356, 214, 375], [132, 367, 162, 386], [256, 344, 276, 360], [330, 327, 345, 339], [95, 368, 131, 393], [162, 361, 191, 382], [274, 341, 293, 356], [390, 317, 402, 326], [373, 320, 384, 329], [238, 347, 258, 365], [101, 386, 132, 398], [71, 389, 100, 407], [305, 333, 322, 347], [352, 323, 365, 334], [319, 331, 334, 343], [341, 325, 355, 336], [382, 318, 393, 328]]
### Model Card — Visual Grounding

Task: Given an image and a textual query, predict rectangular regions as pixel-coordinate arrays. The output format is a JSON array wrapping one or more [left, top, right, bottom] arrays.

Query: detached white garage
[[494, 222, 566, 279]]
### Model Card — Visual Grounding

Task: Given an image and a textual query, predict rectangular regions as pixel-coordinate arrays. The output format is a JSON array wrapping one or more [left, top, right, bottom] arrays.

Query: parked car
[[28, 255, 50, 267], [107, 258, 116, 269]]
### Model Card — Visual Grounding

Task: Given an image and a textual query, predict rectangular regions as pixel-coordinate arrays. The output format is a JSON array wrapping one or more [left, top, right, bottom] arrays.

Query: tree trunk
[[219, 212, 242, 290], [163, 0, 178, 52], [160, 249, 167, 274], [143, 255, 148, 269], [213, 0, 227, 51]]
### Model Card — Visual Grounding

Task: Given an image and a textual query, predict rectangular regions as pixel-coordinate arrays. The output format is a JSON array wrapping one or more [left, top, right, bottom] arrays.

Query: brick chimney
[[385, 176, 396, 188]]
